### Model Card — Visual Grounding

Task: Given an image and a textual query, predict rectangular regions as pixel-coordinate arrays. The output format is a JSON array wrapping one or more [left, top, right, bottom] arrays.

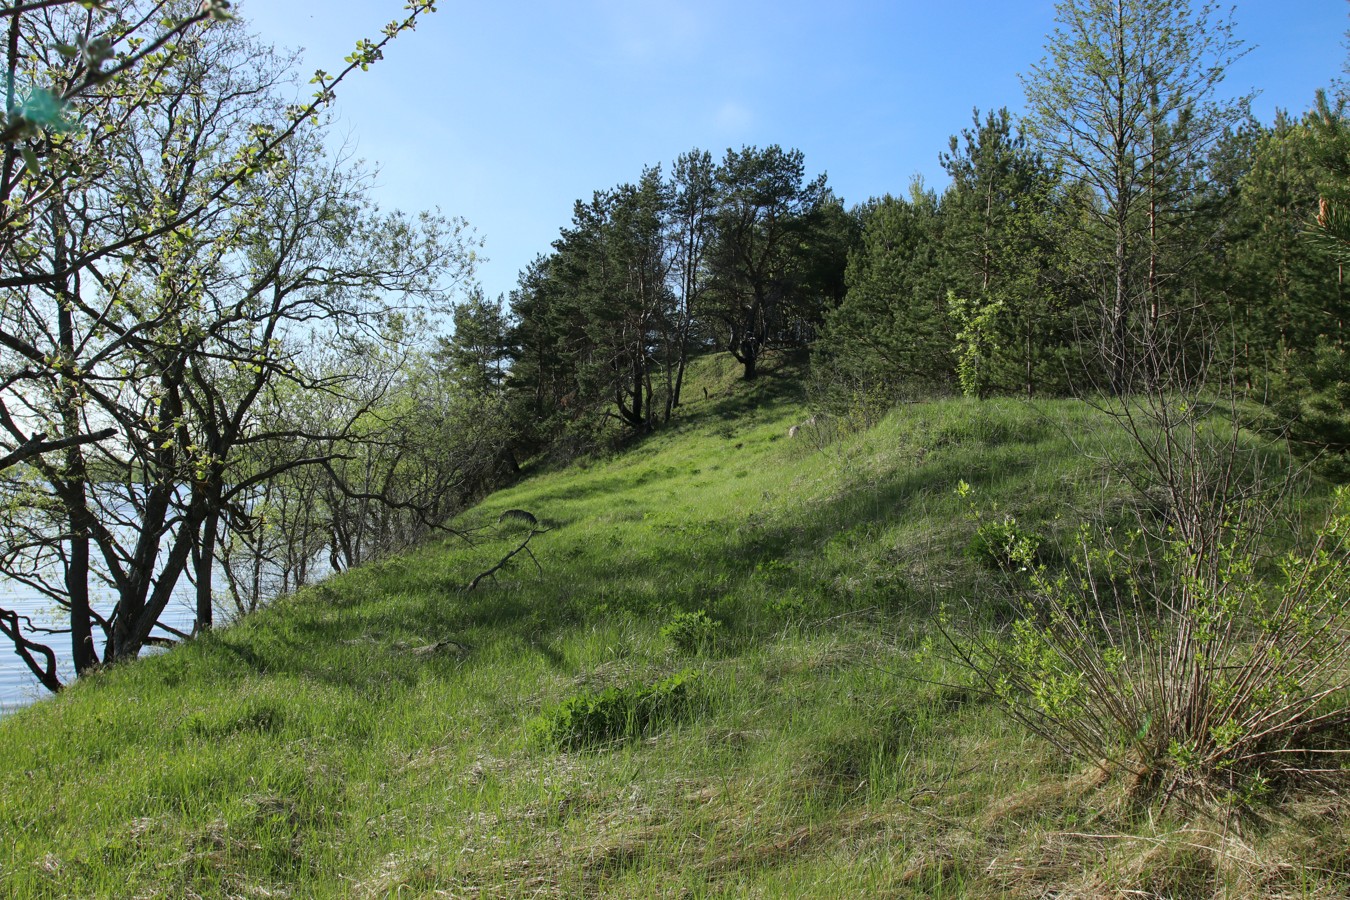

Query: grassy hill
[[1, 353, 1346, 898]]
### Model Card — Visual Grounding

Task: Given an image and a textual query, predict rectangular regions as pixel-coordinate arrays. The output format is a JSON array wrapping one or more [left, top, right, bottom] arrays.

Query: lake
[[0, 577, 201, 712]]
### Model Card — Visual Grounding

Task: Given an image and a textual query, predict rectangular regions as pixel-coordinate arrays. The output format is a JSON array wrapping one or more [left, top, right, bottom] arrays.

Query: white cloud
[[596, 0, 707, 63], [715, 100, 754, 133]]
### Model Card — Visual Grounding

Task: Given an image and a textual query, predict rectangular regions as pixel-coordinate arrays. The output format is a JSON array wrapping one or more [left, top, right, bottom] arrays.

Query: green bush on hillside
[[951, 484, 1350, 808], [535, 670, 700, 750], [965, 513, 1042, 571], [661, 610, 721, 654]]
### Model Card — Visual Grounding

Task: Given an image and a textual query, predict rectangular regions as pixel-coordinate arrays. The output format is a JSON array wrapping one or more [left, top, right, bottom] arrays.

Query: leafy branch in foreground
[[0, 0, 230, 148], [0, 0, 437, 290]]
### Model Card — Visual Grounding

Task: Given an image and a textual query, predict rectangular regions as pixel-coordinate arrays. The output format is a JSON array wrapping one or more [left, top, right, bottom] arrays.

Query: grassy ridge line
[[0, 354, 1345, 898]]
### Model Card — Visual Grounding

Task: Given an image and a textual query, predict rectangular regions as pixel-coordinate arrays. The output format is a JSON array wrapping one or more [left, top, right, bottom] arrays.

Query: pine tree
[[814, 183, 952, 397], [940, 108, 1067, 396], [705, 145, 828, 379], [438, 288, 512, 395]]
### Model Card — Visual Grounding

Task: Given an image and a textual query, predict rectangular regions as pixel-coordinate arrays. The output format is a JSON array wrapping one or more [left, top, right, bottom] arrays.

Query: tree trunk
[[1025, 317, 1034, 400], [1113, 215, 1130, 395], [194, 503, 219, 633], [65, 489, 98, 674], [742, 345, 758, 380], [670, 311, 692, 415], [0, 608, 62, 692], [54, 227, 99, 675], [632, 351, 644, 425]]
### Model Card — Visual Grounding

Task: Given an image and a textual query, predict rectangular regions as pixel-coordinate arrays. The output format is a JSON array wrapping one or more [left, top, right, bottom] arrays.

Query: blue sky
[[237, 1, 1348, 304]]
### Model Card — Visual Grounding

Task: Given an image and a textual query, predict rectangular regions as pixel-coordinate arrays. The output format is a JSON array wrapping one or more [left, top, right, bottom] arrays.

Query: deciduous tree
[[0, 1, 467, 690], [1023, 0, 1247, 393]]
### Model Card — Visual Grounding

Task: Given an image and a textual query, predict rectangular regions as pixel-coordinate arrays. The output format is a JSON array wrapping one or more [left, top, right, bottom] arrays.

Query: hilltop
[[1, 354, 1346, 898]]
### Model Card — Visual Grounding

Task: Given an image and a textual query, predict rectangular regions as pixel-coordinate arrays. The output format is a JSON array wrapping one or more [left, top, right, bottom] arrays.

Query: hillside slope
[[1, 353, 1346, 898]]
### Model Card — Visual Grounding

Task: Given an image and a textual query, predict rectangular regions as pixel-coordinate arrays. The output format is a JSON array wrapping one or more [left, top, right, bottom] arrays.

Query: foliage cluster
[[534, 670, 700, 750], [962, 506, 1042, 572], [660, 609, 721, 655], [954, 494, 1350, 808]]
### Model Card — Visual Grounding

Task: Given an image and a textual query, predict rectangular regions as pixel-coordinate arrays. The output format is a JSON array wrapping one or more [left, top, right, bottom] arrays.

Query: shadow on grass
[[525, 439, 1054, 635], [678, 351, 811, 426], [204, 573, 579, 696], [204, 382, 1087, 699]]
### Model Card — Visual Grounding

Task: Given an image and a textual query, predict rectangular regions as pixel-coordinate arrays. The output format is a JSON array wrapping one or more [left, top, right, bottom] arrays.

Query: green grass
[[1, 352, 1346, 898]]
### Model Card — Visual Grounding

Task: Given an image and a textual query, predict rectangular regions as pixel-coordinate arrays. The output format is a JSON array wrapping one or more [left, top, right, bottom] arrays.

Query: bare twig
[[464, 517, 549, 592]]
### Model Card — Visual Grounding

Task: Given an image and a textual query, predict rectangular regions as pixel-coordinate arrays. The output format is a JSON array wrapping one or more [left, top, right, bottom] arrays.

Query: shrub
[[948, 291, 1005, 400], [660, 610, 721, 654], [950, 482, 1350, 808], [948, 357, 1350, 809], [536, 670, 699, 750], [965, 510, 1042, 571]]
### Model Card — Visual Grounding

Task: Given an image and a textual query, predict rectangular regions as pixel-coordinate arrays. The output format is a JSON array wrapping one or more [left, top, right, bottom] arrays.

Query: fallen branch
[[407, 639, 470, 657], [464, 520, 548, 592], [155, 621, 192, 641]]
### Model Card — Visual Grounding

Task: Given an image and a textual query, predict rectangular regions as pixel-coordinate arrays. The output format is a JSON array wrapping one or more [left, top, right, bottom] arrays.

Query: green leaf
[[203, 0, 234, 21]]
